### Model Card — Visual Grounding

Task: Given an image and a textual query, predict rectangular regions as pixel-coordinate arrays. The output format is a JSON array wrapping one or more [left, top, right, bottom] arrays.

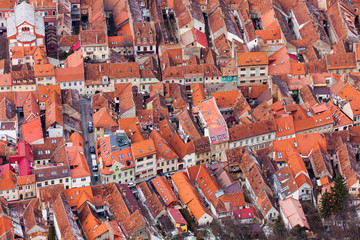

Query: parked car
[[91, 154, 97, 171], [93, 174, 98, 181], [92, 160, 98, 171], [88, 122, 93, 133], [127, 182, 136, 188], [90, 146, 95, 154]]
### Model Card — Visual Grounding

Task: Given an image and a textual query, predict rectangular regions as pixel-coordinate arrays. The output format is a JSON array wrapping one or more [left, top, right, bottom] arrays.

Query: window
[[45, 150, 50, 154], [38, 151, 43, 155]]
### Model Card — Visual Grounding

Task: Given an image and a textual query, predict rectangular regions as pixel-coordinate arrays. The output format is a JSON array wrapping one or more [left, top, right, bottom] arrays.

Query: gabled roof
[[55, 65, 84, 83], [0, 97, 17, 122], [21, 118, 43, 144], [326, 52, 356, 70], [178, 110, 202, 141], [65, 186, 94, 209], [150, 130, 178, 161], [167, 208, 187, 225], [275, 115, 295, 138], [171, 172, 211, 222], [118, 117, 146, 143], [131, 139, 156, 159], [78, 204, 109, 240], [68, 132, 84, 147], [279, 197, 310, 229], [45, 90, 63, 130], [53, 194, 83, 240], [256, 191, 275, 217], [23, 198, 46, 236], [93, 107, 118, 128], [114, 83, 135, 115], [187, 165, 221, 202], [38, 85, 61, 102], [237, 52, 268, 66], [229, 120, 275, 142], [151, 176, 180, 207]]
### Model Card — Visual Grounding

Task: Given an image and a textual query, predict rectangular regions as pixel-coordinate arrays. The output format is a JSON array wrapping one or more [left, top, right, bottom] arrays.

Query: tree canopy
[[319, 175, 348, 218]]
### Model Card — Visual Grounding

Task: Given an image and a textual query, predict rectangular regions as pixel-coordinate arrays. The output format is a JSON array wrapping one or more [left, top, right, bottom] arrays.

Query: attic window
[[62, 169, 68, 174], [39, 174, 43, 177], [277, 152, 283, 159], [326, 117, 331, 120], [38, 151, 43, 155], [211, 136, 216, 142], [51, 171, 56, 176], [52, 139, 57, 144]]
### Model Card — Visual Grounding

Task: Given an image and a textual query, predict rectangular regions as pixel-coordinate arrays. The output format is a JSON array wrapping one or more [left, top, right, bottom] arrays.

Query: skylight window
[[217, 119, 223, 125], [277, 152, 283, 159]]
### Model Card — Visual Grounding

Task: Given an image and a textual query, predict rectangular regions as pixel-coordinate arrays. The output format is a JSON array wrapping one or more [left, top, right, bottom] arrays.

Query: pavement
[[80, 96, 101, 185]]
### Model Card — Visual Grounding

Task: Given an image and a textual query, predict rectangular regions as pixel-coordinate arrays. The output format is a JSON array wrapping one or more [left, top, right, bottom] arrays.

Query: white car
[[91, 155, 98, 171]]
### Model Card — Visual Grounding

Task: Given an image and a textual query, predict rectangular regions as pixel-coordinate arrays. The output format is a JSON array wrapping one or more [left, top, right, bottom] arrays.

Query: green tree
[[319, 190, 333, 219], [332, 175, 348, 215], [319, 175, 349, 218], [289, 224, 307, 239], [273, 215, 288, 237]]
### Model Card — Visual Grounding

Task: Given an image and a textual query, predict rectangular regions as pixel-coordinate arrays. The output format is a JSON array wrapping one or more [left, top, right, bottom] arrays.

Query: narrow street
[[80, 97, 100, 185]]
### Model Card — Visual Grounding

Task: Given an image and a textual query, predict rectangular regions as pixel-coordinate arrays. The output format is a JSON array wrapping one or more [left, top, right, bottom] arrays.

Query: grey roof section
[[271, 75, 292, 97], [190, 0, 205, 24], [128, 0, 143, 22], [7, 2, 45, 38], [313, 86, 330, 95]]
